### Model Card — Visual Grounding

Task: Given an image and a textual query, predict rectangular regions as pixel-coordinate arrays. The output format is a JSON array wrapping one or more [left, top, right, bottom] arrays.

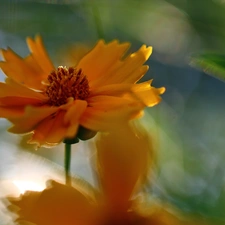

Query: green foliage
[[191, 53, 225, 82]]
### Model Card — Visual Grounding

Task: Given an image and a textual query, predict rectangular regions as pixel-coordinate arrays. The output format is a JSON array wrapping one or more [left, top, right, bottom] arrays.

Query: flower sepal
[[77, 126, 97, 141], [63, 126, 97, 144]]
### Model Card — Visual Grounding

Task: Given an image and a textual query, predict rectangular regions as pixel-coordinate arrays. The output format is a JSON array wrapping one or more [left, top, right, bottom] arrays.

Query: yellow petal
[[77, 40, 130, 84], [96, 123, 152, 212], [80, 96, 143, 131], [90, 83, 132, 97], [8, 180, 98, 225], [8, 106, 58, 134], [1, 78, 47, 100], [90, 46, 152, 87], [80, 108, 135, 132], [26, 35, 55, 76], [124, 65, 150, 83], [131, 80, 166, 107], [87, 95, 139, 109]]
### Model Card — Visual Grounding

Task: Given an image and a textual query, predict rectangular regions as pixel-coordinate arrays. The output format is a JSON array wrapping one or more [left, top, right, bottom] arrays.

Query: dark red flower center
[[45, 66, 90, 106]]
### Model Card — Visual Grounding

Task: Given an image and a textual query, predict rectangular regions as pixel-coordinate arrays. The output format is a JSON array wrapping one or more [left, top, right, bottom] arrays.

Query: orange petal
[[96, 123, 152, 212], [8, 105, 58, 134], [0, 78, 47, 100], [8, 180, 98, 225], [64, 100, 87, 137], [77, 40, 130, 84], [28, 110, 68, 147], [0, 96, 43, 106], [80, 96, 143, 132], [0, 48, 46, 90], [27, 100, 86, 145], [28, 106, 85, 147], [26, 35, 55, 76], [0, 106, 24, 117], [90, 45, 152, 87]]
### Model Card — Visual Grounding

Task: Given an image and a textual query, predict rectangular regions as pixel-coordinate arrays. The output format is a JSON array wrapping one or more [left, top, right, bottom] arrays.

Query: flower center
[[45, 66, 90, 106]]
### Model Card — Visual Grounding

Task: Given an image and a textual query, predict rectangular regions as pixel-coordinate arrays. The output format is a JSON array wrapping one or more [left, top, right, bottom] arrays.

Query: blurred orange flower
[[7, 124, 198, 225], [0, 35, 165, 147]]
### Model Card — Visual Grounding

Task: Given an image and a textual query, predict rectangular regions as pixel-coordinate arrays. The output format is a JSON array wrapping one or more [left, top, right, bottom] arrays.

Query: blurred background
[[0, 0, 225, 224]]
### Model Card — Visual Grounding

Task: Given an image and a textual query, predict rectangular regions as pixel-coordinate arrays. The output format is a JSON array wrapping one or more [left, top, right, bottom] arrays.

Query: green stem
[[65, 143, 72, 186]]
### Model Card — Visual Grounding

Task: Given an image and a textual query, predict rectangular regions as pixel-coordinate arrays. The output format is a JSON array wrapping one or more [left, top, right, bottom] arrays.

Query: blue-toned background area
[[0, 0, 225, 224]]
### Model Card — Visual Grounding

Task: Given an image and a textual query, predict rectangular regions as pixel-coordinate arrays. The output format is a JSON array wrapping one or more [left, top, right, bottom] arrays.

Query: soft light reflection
[[120, 0, 199, 65], [13, 180, 45, 194]]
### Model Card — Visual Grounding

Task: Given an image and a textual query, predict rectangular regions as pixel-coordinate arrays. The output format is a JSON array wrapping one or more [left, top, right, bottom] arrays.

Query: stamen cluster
[[46, 66, 90, 106]]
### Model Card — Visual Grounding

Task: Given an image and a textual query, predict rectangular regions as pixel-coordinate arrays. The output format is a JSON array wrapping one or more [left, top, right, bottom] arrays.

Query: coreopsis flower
[[7, 124, 201, 225], [0, 35, 165, 147]]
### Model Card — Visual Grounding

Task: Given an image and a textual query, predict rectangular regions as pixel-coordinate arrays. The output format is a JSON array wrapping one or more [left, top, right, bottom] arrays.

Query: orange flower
[[7, 124, 199, 225], [0, 35, 165, 147]]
